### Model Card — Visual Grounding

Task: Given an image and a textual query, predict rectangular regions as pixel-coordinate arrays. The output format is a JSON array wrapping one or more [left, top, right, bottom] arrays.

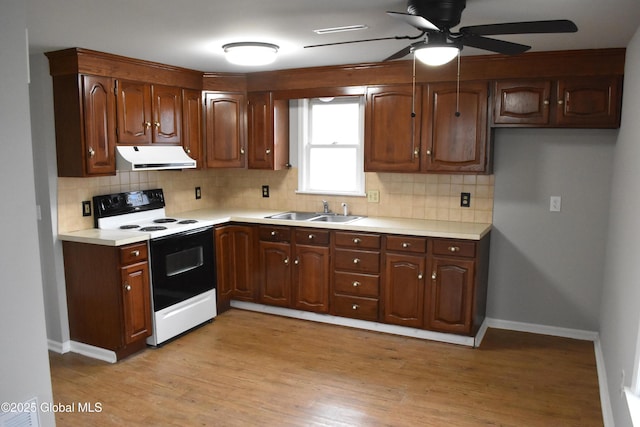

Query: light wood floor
[[49, 309, 602, 426]]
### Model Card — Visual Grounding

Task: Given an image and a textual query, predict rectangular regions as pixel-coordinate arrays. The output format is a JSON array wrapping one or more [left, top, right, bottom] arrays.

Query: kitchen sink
[[309, 214, 363, 223], [265, 211, 364, 223]]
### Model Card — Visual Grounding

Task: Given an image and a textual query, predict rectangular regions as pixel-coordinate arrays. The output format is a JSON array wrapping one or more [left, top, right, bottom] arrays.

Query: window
[[296, 97, 365, 196]]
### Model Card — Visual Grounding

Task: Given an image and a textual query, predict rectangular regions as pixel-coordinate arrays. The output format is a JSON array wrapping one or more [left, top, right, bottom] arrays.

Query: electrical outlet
[[460, 192, 471, 207], [262, 185, 270, 198], [195, 187, 201, 200], [550, 196, 562, 212], [82, 201, 91, 217], [367, 190, 380, 203]]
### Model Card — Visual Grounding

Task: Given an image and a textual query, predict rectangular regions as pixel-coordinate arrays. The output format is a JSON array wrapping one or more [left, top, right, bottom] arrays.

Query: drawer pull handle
[[271, 231, 277, 236], [432, 272, 437, 280], [352, 281, 360, 287], [124, 283, 131, 291], [353, 258, 360, 264], [308, 234, 315, 240], [448, 246, 460, 253], [418, 273, 423, 280], [353, 238, 361, 244], [352, 304, 359, 310], [131, 250, 140, 257], [402, 242, 410, 248]]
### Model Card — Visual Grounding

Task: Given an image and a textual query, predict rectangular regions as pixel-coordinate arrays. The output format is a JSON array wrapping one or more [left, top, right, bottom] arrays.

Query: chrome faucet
[[322, 200, 330, 213], [341, 202, 348, 216]]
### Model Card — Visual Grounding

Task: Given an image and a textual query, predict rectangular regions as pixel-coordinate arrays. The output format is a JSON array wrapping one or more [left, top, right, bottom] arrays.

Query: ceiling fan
[[304, 0, 578, 66]]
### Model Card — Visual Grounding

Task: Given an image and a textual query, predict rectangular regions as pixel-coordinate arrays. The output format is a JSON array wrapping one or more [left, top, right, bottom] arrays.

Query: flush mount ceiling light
[[413, 43, 460, 66], [222, 42, 279, 66]]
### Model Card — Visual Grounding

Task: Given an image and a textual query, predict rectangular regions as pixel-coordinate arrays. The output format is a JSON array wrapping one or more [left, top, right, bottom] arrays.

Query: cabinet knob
[[185, 148, 191, 154], [413, 148, 419, 158], [144, 121, 151, 128], [353, 238, 361, 244], [448, 246, 460, 253], [240, 147, 245, 155], [543, 99, 550, 106], [284, 257, 289, 265], [352, 304, 359, 310], [308, 234, 315, 240], [124, 283, 131, 291], [353, 258, 360, 264], [88, 147, 95, 158], [557, 99, 564, 105], [418, 273, 423, 280], [432, 272, 437, 280], [294, 258, 299, 265], [131, 250, 140, 257], [154, 122, 160, 128], [271, 231, 277, 236], [426, 148, 432, 156], [402, 242, 410, 248], [265, 149, 271, 155], [352, 281, 360, 287]]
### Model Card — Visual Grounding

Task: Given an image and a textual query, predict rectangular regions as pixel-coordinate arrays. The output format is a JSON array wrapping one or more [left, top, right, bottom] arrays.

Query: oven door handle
[[150, 225, 213, 242]]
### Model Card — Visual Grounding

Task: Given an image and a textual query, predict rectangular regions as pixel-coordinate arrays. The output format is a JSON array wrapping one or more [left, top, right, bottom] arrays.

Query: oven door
[[149, 226, 215, 311]]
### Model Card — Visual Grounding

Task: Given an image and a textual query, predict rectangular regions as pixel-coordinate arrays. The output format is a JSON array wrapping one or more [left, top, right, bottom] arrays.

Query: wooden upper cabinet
[[204, 91, 246, 168], [247, 92, 290, 170], [555, 76, 621, 128], [116, 80, 182, 145], [423, 81, 489, 173], [365, 85, 422, 173], [493, 80, 552, 125], [82, 75, 117, 175], [181, 89, 203, 167], [493, 76, 621, 128]]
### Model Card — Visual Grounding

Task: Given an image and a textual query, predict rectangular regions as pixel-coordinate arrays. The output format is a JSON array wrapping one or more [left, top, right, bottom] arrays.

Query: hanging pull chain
[[411, 54, 418, 159], [455, 52, 461, 117]]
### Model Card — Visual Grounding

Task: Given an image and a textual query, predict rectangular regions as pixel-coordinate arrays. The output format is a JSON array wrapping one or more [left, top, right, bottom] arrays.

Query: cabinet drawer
[[331, 295, 379, 322], [295, 228, 330, 246], [334, 232, 381, 249], [119, 243, 148, 265], [334, 249, 380, 273], [386, 235, 427, 254], [432, 239, 476, 258], [333, 271, 379, 298], [259, 226, 291, 242]]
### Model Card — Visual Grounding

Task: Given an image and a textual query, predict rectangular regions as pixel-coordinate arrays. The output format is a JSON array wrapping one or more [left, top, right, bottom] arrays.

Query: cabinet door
[[120, 261, 152, 345], [204, 92, 246, 168], [426, 257, 475, 335], [116, 80, 152, 144], [215, 227, 236, 312], [152, 84, 182, 144], [216, 225, 256, 311], [365, 85, 422, 172], [493, 80, 551, 125], [259, 241, 291, 307], [424, 81, 488, 173], [555, 76, 621, 128], [292, 244, 330, 313], [248, 92, 290, 170], [82, 75, 116, 175], [182, 89, 203, 167], [383, 253, 426, 328]]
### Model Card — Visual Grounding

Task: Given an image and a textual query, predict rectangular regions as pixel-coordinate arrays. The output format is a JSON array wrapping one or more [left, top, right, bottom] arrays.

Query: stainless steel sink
[[265, 211, 364, 223], [266, 211, 323, 221], [310, 214, 363, 223]]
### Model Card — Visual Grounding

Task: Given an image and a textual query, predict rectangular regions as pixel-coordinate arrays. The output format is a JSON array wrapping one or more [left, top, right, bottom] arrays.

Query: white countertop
[[58, 207, 492, 246]]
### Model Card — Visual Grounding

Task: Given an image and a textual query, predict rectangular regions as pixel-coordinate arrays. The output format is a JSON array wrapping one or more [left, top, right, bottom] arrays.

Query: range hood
[[116, 146, 196, 171]]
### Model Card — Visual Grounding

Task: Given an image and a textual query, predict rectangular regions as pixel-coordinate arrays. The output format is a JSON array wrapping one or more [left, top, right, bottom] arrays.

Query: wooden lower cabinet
[[215, 224, 256, 313], [62, 241, 152, 360], [259, 239, 292, 307]]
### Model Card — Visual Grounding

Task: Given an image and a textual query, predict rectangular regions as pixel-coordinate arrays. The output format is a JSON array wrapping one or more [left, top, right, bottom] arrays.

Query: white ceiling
[[26, 0, 640, 73]]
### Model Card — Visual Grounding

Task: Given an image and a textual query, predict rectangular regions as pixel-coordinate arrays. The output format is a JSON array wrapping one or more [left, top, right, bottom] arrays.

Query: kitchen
[[3, 0, 640, 426]]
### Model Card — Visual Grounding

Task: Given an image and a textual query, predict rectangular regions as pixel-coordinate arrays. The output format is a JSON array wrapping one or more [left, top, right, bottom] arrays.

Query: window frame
[[296, 96, 366, 197]]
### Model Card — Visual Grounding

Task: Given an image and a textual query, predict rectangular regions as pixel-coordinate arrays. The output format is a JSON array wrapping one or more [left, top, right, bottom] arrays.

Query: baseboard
[[484, 318, 599, 341], [68, 341, 117, 363], [594, 337, 615, 427], [47, 339, 70, 354]]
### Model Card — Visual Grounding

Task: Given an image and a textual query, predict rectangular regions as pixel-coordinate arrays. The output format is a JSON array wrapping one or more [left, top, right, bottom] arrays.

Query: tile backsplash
[[57, 168, 494, 233]]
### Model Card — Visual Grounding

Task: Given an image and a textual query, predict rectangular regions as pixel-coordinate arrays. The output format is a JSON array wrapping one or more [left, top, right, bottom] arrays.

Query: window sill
[[295, 190, 366, 198], [625, 387, 640, 427]]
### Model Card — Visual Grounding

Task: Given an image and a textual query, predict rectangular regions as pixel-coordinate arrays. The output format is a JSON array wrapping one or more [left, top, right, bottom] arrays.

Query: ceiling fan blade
[[461, 34, 531, 55], [460, 19, 578, 36], [383, 45, 414, 61], [386, 11, 440, 31], [304, 36, 407, 49]]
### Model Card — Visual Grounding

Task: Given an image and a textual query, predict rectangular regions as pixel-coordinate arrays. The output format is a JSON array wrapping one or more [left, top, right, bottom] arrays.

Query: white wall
[[489, 128, 616, 331], [0, 1, 55, 426], [600, 25, 640, 427]]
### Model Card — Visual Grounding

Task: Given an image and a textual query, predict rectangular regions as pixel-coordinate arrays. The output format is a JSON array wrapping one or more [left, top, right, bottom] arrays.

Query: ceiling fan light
[[222, 42, 279, 66], [414, 45, 459, 66]]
